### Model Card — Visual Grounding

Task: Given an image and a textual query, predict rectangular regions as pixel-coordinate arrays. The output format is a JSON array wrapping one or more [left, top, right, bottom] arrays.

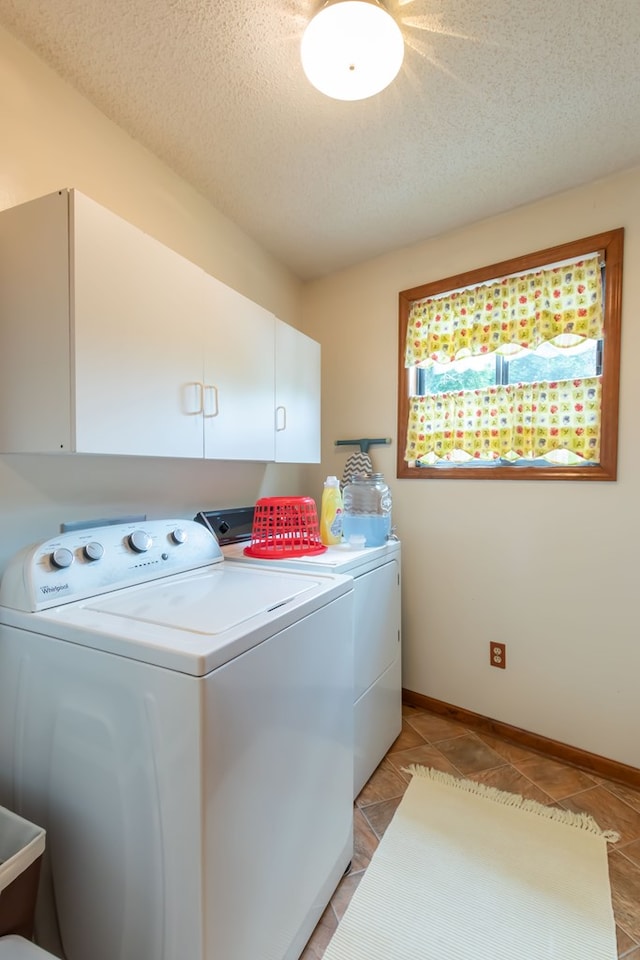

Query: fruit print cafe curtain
[[405, 377, 601, 464], [403, 255, 604, 464]]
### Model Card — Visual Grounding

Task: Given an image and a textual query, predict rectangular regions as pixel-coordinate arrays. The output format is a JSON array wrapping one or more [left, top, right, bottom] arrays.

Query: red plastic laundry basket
[[243, 497, 327, 558]]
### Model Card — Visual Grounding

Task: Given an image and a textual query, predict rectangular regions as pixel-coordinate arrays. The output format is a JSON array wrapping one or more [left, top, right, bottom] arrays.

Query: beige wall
[[302, 165, 640, 769], [2, 22, 639, 769], [0, 25, 305, 568]]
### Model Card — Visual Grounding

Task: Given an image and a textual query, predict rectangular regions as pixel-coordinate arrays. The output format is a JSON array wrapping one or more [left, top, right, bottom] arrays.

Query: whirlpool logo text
[[40, 583, 69, 595]]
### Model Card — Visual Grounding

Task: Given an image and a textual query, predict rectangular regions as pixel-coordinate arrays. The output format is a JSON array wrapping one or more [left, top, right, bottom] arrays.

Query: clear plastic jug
[[342, 473, 392, 547]]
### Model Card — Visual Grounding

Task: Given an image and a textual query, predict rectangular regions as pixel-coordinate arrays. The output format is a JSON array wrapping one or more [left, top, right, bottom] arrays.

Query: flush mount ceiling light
[[301, 0, 404, 102]]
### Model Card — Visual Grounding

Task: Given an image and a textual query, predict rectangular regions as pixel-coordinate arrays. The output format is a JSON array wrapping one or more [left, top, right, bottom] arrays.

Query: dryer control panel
[[0, 519, 223, 612]]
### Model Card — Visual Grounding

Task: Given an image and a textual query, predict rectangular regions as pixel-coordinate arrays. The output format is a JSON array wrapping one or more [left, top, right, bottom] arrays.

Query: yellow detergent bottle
[[320, 476, 343, 546]]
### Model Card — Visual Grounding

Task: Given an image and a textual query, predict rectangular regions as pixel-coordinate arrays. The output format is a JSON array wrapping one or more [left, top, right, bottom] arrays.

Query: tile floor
[[301, 702, 640, 959]]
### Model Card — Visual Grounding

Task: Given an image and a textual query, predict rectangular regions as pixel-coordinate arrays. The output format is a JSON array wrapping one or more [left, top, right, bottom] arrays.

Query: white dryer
[[196, 508, 402, 798], [0, 519, 354, 960]]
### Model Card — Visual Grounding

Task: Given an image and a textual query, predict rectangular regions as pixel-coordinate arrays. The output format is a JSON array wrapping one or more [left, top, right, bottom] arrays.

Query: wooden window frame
[[397, 229, 624, 481]]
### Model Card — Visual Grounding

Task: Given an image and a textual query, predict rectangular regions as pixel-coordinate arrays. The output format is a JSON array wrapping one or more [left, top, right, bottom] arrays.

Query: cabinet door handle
[[204, 384, 219, 418], [183, 381, 204, 415], [276, 405, 287, 431]]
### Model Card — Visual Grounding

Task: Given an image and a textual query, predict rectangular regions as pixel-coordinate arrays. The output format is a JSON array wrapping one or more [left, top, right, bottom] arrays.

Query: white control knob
[[171, 528, 187, 545], [128, 530, 152, 553], [51, 547, 74, 569], [84, 541, 105, 562]]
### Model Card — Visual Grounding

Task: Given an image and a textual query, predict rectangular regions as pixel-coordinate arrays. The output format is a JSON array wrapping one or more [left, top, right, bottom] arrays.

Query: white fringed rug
[[324, 766, 619, 960]]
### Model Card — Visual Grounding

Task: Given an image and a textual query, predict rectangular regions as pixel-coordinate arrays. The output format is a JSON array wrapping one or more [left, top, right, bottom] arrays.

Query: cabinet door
[[275, 320, 321, 463], [72, 191, 206, 458], [202, 277, 275, 461], [0, 190, 73, 453]]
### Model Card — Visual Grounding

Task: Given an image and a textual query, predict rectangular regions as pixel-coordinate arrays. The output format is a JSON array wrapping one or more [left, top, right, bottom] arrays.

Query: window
[[397, 230, 624, 480]]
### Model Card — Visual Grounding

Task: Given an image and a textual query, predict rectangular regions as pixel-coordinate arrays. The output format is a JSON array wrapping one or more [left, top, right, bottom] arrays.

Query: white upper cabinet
[[0, 189, 317, 461], [202, 277, 275, 462], [275, 319, 321, 463], [72, 190, 206, 458], [0, 190, 75, 455]]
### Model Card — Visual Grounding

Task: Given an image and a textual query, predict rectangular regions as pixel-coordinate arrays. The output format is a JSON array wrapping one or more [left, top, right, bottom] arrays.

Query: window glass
[[508, 339, 598, 385], [417, 355, 495, 395]]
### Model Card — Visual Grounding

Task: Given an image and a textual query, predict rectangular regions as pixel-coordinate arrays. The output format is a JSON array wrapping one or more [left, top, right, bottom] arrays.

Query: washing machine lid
[[0, 937, 54, 959], [84, 563, 315, 632], [4, 564, 351, 676]]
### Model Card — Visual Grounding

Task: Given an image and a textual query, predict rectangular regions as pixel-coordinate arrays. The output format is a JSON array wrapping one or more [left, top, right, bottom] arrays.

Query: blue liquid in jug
[[341, 514, 390, 547]]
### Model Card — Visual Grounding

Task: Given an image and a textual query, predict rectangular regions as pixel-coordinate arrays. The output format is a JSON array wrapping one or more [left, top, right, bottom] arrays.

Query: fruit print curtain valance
[[404, 255, 603, 367]]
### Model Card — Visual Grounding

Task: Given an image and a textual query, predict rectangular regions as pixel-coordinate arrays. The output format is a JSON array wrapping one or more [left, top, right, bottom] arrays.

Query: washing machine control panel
[[1, 519, 224, 612]]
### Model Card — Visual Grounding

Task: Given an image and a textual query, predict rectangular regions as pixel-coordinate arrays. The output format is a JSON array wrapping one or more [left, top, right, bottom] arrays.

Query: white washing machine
[[0, 937, 55, 959], [196, 508, 402, 798], [0, 519, 354, 960]]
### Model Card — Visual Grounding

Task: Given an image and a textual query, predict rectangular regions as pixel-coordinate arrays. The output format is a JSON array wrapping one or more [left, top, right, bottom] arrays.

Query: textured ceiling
[[1, 0, 639, 280]]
